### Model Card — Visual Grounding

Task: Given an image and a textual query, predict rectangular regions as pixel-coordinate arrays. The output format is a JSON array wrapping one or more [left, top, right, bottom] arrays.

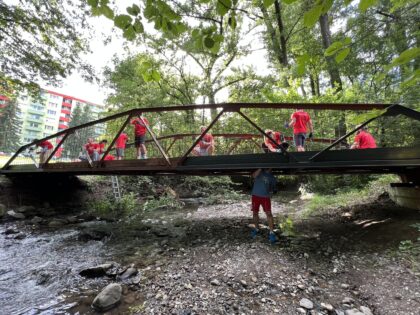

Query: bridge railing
[[4, 102, 401, 169]]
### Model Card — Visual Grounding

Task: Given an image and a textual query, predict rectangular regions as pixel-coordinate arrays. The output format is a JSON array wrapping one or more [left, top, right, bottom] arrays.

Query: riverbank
[[0, 177, 419, 314]]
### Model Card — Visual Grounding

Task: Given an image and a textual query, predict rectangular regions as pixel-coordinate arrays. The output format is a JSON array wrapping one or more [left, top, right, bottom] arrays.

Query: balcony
[[27, 108, 45, 115]]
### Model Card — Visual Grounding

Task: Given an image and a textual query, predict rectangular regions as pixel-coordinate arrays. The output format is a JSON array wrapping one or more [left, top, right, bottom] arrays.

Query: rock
[[66, 216, 78, 224], [79, 263, 113, 278], [359, 306, 373, 315], [320, 302, 334, 311], [345, 309, 364, 315], [78, 229, 110, 241], [4, 227, 19, 235], [341, 283, 350, 289], [240, 280, 247, 287], [342, 297, 354, 305], [119, 267, 138, 280], [36, 272, 51, 285], [91, 283, 122, 311], [48, 219, 68, 227], [210, 279, 220, 286], [131, 274, 141, 285], [297, 284, 305, 290], [16, 205, 36, 213], [0, 203, 6, 216], [296, 307, 307, 314], [299, 298, 314, 310], [31, 216, 43, 224], [7, 210, 25, 219], [14, 233, 26, 240]]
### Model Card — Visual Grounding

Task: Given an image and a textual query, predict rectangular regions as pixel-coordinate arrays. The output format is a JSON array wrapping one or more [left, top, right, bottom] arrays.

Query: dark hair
[[100, 139, 108, 143]]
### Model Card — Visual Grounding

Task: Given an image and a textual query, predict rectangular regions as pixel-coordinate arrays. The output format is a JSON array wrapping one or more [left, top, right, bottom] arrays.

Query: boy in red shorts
[[250, 168, 278, 244]]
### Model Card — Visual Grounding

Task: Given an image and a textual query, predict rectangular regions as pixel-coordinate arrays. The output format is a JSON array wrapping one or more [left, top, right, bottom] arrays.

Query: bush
[[302, 174, 376, 194], [88, 192, 139, 221]]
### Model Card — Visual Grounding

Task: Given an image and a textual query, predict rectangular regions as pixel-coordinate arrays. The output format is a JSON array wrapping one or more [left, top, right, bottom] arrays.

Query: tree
[[0, 98, 21, 152], [64, 104, 94, 159], [0, 0, 92, 94]]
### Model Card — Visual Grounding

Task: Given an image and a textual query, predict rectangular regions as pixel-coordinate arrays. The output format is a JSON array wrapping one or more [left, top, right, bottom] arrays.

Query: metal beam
[[237, 110, 296, 161], [43, 132, 71, 166], [100, 113, 132, 162], [179, 109, 225, 165], [139, 115, 172, 166]]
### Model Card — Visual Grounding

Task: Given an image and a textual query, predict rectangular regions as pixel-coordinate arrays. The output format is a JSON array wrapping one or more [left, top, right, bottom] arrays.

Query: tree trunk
[[274, 0, 288, 66], [319, 13, 342, 91], [260, 4, 282, 66], [309, 74, 316, 96]]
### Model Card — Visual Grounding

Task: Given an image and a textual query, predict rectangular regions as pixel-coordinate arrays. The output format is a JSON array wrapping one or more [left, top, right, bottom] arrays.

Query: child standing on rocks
[[250, 168, 278, 244]]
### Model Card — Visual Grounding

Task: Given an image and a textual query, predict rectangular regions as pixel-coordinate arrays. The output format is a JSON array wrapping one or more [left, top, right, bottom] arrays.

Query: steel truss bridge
[[1, 103, 420, 181]]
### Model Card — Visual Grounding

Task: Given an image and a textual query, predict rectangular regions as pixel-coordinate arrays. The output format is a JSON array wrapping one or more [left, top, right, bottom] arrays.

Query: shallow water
[[0, 223, 118, 315]]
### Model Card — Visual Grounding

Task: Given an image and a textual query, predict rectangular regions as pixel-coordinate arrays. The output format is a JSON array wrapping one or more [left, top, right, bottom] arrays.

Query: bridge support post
[[389, 172, 420, 210]]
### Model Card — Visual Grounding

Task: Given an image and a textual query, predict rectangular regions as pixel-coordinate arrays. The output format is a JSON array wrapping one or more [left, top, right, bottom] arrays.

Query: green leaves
[[126, 4, 140, 16], [391, 47, 420, 66], [216, 0, 231, 16], [263, 0, 275, 8], [295, 53, 310, 76], [114, 14, 132, 29], [324, 37, 352, 63], [139, 60, 161, 83], [303, 5, 322, 28], [359, 0, 378, 12]]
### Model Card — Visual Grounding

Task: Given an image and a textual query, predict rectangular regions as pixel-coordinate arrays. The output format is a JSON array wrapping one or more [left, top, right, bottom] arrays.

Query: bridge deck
[[2, 147, 419, 176]]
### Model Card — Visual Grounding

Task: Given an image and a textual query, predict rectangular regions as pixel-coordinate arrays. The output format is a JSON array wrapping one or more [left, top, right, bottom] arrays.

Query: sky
[[42, 2, 270, 106]]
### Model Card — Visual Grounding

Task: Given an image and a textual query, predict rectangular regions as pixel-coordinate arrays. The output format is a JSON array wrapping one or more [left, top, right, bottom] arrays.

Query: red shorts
[[251, 195, 271, 213]]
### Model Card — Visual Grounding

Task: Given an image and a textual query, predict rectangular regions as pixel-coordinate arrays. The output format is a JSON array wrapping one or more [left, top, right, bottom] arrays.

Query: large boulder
[[7, 210, 25, 220], [91, 283, 122, 311]]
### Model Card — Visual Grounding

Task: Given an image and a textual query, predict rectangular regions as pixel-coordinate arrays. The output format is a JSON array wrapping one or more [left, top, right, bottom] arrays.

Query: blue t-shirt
[[251, 171, 277, 197]]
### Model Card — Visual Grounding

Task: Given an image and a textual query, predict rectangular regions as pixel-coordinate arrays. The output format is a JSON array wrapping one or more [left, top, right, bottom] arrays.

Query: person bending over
[[192, 126, 215, 156]]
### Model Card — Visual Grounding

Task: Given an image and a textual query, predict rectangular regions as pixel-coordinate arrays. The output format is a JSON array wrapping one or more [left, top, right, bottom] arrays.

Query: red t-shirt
[[199, 133, 214, 149], [264, 131, 281, 152], [85, 143, 99, 155], [130, 117, 149, 136], [104, 154, 115, 161], [39, 140, 53, 150], [291, 111, 311, 134], [98, 142, 106, 154], [116, 133, 128, 149], [354, 131, 377, 149]]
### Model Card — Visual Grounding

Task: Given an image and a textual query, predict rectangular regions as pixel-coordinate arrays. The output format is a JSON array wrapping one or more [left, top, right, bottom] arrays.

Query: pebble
[[342, 297, 355, 304], [210, 279, 220, 286], [7, 210, 25, 219], [240, 280, 247, 287], [299, 298, 314, 310], [345, 309, 364, 315], [320, 302, 334, 311], [359, 306, 373, 315], [341, 283, 350, 289], [296, 307, 307, 314]]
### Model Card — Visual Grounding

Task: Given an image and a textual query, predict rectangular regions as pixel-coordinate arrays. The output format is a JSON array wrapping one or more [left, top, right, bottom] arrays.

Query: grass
[[302, 174, 399, 217]]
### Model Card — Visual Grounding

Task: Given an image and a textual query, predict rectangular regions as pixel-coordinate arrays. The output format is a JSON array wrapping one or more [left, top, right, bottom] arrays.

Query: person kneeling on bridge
[[350, 126, 377, 149], [192, 126, 215, 156], [250, 169, 278, 244], [79, 138, 100, 162], [262, 129, 288, 153]]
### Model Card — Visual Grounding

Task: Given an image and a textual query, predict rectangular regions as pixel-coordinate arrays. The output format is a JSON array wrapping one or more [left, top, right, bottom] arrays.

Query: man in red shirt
[[84, 138, 100, 161], [130, 114, 149, 159], [351, 126, 377, 149], [35, 139, 54, 163], [192, 126, 215, 156], [115, 132, 129, 160], [287, 109, 313, 152]]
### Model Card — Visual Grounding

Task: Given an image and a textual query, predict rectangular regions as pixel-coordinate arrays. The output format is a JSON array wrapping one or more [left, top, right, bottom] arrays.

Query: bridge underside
[[2, 147, 419, 177]]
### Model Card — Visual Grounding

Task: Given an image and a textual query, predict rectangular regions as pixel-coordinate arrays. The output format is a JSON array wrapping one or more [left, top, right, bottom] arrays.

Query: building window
[[48, 102, 58, 108], [45, 125, 54, 131], [63, 98, 72, 104], [30, 104, 43, 111], [47, 110, 56, 115], [29, 122, 39, 128], [30, 114, 41, 120], [50, 94, 59, 100]]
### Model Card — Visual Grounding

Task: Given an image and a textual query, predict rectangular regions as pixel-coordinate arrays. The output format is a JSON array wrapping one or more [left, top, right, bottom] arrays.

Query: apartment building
[[17, 90, 105, 144]]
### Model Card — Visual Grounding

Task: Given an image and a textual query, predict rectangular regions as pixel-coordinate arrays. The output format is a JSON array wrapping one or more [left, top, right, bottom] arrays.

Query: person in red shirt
[[98, 140, 108, 157], [103, 154, 116, 161], [115, 132, 129, 160], [287, 109, 313, 152], [83, 138, 100, 161], [130, 114, 149, 159], [351, 126, 377, 149], [192, 126, 215, 156], [262, 130, 287, 153], [35, 139, 54, 163]]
